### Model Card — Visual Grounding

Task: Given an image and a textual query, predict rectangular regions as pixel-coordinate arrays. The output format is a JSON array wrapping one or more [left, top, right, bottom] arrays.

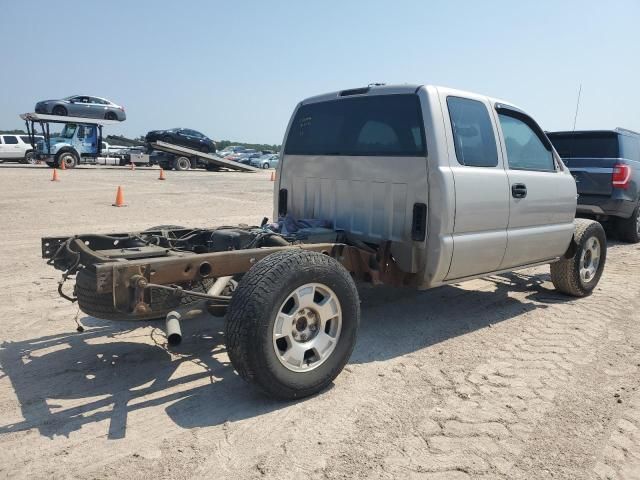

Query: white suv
[[0, 134, 43, 164]]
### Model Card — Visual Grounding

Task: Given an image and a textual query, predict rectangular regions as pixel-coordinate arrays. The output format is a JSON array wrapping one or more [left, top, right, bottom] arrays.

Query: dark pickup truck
[[548, 128, 640, 243]]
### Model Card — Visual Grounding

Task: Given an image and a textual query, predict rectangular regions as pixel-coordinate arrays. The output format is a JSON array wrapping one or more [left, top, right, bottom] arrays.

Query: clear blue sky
[[1, 0, 638, 144]]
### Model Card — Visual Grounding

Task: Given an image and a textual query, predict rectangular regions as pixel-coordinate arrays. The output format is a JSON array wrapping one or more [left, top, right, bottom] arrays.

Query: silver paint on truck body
[[276, 84, 577, 289]]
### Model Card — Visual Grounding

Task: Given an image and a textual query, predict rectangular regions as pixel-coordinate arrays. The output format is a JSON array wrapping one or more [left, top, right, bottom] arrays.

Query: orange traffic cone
[[158, 168, 166, 180], [112, 186, 127, 207], [59, 160, 66, 170], [270, 171, 275, 181], [129, 162, 135, 171], [51, 169, 60, 182]]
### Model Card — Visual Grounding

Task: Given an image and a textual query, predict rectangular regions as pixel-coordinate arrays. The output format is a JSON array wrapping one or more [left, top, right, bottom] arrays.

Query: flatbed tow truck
[[146, 140, 259, 172]]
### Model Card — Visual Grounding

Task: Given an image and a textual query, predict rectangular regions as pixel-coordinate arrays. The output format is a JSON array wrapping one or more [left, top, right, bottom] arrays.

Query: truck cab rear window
[[285, 94, 426, 156]]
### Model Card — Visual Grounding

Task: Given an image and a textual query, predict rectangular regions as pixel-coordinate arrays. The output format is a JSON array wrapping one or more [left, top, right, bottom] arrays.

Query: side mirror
[[69, 99, 76, 103]]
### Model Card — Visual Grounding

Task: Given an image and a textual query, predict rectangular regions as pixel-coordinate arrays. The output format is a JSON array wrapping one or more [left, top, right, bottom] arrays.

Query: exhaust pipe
[[165, 276, 233, 345], [207, 276, 233, 296], [165, 310, 182, 346]]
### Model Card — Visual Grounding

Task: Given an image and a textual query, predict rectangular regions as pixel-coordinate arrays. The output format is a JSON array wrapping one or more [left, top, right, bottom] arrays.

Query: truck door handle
[[511, 183, 527, 198]]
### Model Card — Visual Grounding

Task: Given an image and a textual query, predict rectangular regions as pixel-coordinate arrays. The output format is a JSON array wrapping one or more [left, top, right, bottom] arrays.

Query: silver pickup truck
[[42, 84, 607, 399]]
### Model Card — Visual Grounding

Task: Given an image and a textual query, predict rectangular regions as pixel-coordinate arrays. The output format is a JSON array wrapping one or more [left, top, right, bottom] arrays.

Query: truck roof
[[299, 84, 521, 111], [548, 128, 640, 138]]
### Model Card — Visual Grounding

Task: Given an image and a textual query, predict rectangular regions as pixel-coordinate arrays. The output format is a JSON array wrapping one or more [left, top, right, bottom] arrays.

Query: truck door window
[[446, 97, 498, 167], [77, 126, 85, 139], [3, 136, 18, 145], [61, 124, 77, 139], [498, 113, 555, 172]]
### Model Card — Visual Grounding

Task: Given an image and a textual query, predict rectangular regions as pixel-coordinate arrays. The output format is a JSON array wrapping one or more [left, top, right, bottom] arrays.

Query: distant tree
[[0, 129, 26, 134], [216, 140, 281, 152]]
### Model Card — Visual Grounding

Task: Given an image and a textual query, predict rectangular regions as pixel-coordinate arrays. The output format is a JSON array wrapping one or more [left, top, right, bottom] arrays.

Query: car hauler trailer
[[148, 140, 260, 172], [21, 113, 121, 168]]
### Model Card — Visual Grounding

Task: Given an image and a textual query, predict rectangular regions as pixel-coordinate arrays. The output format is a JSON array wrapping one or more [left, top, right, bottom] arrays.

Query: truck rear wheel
[[616, 206, 640, 243], [550, 219, 607, 297], [225, 250, 360, 399], [75, 269, 214, 321], [174, 156, 191, 171]]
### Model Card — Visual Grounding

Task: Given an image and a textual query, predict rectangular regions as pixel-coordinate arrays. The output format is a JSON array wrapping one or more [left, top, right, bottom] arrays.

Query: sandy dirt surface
[[0, 164, 639, 480]]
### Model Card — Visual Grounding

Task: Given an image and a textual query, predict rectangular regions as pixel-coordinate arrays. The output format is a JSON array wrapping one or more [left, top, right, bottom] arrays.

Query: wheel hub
[[272, 283, 342, 372], [579, 236, 601, 284], [291, 308, 320, 342]]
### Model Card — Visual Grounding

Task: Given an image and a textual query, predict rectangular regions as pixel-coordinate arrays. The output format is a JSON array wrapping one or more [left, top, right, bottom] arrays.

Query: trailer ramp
[[150, 141, 259, 172]]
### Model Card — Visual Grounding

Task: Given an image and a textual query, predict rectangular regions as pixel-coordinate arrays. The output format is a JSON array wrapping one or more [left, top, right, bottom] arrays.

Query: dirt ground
[[0, 164, 639, 480]]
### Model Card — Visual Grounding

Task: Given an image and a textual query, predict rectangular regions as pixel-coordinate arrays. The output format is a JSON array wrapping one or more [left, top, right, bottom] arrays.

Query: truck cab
[[36, 123, 100, 168], [276, 84, 577, 288]]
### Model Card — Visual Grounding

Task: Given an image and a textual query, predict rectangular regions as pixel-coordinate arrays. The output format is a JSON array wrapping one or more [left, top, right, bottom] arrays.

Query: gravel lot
[[0, 164, 639, 480]]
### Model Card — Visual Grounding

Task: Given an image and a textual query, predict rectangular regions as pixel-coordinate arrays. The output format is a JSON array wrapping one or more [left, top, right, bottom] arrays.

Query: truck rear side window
[[547, 132, 620, 159], [284, 94, 426, 157], [447, 97, 498, 167]]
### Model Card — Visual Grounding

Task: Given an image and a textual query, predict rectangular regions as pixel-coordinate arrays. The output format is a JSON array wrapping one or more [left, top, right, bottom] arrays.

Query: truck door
[[494, 106, 576, 269], [76, 125, 98, 155], [441, 94, 510, 280]]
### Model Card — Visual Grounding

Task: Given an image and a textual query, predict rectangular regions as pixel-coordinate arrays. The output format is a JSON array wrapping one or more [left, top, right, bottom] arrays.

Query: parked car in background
[[0, 134, 43, 164], [100, 141, 130, 157], [228, 149, 258, 162], [250, 153, 279, 169], [35, 95, 126, 121], [548, 128, 640, 243], [218, 146, 246, 157], [238, 152, 262, 165], [145, 128, 216, 154]]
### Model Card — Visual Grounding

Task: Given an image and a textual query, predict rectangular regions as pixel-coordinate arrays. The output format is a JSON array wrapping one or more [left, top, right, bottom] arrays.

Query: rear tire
[[23, 151, 36, 165], [76, 269, 214, 321], [616, 206, 640, 243], [174, 156, 191, 171], [225, 250, 360, 399], [52, 105, 67, 116], [551, 219, 607, 297], [104, 111, 117, 120]]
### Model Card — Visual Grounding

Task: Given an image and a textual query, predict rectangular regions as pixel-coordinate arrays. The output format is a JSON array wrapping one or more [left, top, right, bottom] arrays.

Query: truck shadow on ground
[[0, 270, 571, 439]]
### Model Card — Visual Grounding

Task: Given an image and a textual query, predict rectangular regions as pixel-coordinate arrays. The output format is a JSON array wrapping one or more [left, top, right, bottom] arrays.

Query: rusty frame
[[94, 242, 414, 315]]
